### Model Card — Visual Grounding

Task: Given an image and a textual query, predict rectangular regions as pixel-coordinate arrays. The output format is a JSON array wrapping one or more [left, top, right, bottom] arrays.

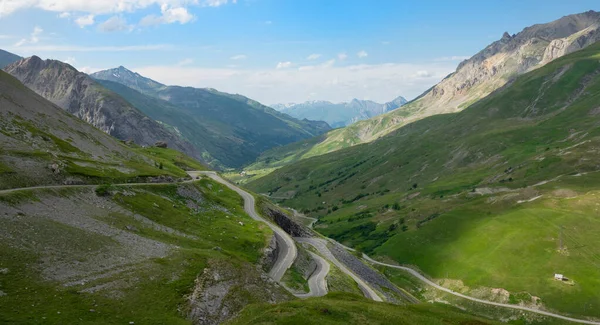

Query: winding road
[[189, 171, 298, 282], [8, 173, 595, 324], [295, 237, 383, 302], [295, 252, 330, 298], [1, 173, 335, 297]]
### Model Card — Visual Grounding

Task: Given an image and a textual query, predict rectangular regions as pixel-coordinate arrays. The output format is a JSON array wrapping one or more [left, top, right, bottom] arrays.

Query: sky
[[1, 0, 599, 105]]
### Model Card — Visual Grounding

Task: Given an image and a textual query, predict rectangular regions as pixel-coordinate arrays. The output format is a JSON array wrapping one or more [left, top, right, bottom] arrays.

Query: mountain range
[[272, 96, 407, 128], [0, 49, 21, 69], [1, 56, 330, 170], [4, 8, 600, 325], [246, 10, 600, 172], [91, 66, 330, 168]]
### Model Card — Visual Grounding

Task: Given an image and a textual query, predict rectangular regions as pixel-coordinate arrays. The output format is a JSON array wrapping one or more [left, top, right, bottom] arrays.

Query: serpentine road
[[0, 173, 336, 297], [188, 171, 298, 282], [9, 173, 595, 324], [295, 252, 330, 298], [295, 237, 383, 302]]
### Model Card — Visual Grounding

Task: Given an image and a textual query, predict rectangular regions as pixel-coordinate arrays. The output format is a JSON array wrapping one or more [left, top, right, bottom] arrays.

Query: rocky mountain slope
[[91, 67, 331, 168], [0, 69, 208, 189], [0, 69, 294, 324], [0, 49, 21, 69], [272, 96, 407, 128], [4, 57, 200, 161], [248, 41, 600, 320], [248, 11, 600, 173]]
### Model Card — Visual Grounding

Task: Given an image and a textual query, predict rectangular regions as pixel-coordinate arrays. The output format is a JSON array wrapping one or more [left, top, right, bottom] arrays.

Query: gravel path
[[361, 255, 600, 324]]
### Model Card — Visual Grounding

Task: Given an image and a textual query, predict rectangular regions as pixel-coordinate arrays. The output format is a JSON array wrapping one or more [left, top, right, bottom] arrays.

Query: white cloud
[[230, 54, 247, 60], [434, 56, 470, 62], [0, 0, 236, 17], [80, 66, 104, 74], [64, 57, 77, 65], [357, 50, 368, 58], [322, 59, 336, 68], [276, 61, 293, 69], [75, 14, 95, 28], [177, 58, 194, 66], [135, 61, 456, 104], [14, 26, 43, 47], [7, 44, 171, 52], [98, 16, 130, 32], [58, 12, 70, 18], [203, 0, 236, 7], [140, 4, 194, 26], [337, 53, 348, 61], [415, 70, 432, 78], [306, 53, 321, 60]]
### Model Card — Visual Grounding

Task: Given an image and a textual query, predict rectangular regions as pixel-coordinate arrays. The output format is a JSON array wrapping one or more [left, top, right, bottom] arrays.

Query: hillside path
[[361, 255, 600, 324]]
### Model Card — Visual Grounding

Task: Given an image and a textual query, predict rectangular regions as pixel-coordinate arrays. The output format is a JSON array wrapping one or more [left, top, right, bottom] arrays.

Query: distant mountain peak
[[91, 66, 166, 94], [273, 96, 407, 127]]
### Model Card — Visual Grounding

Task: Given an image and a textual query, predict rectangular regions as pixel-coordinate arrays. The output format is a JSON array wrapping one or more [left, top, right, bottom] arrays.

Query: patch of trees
[[347, 211, 373, 222], [341, 192, 369, 204], [416, 213, 441, 228]]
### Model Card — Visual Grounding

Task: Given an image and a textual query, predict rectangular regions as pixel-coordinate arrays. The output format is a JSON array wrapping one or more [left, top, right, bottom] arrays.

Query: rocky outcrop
[[4, 57, 200, 160], [414, 11, 600, 115], [185, 259, 292, 325], [260, 234, 279, 273], [263, 207, 315, 238], [541, 23, 600, 64]]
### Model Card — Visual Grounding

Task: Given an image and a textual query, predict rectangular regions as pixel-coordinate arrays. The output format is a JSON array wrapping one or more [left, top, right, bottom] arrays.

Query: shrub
[[95, 184, 113, 197]]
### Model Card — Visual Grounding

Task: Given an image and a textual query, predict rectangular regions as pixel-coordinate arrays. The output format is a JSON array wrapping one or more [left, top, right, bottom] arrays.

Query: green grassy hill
[[247, 42, 600, 319], [227, 293, 502, 325]]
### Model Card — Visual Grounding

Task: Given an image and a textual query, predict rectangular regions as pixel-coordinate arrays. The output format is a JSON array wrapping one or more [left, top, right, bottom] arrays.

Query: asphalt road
[[295, 251, 330, 298], [295, 237, 383, 302], [189, 171, 297, 282]]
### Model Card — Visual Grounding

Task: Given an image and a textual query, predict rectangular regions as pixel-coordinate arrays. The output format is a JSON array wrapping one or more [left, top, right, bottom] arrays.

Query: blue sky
[[1, 0, 599, 104]]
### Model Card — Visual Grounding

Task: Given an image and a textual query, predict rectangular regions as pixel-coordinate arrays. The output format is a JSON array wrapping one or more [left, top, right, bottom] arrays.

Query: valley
[[3, 4, 600, 325]]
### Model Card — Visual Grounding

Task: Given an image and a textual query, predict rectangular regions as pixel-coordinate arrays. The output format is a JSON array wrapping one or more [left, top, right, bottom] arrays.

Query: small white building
[[554, 274, 564, 281]]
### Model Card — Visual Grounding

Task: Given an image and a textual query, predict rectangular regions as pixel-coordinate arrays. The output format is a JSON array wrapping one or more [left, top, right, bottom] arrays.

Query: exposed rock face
[[4, 57, 199, 160], [263, 207, 315, 238], [185, 259, 291, 325], [310, 11, 600, 150], [417, 11, 600, 116], [260, 234, 279, 273]]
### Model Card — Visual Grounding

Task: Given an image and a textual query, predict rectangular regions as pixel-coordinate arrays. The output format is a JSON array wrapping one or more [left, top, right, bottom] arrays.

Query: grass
[[376, 192, 600, 317], [0, 179, 277, 324], [282, 266, 309, 293], [325, 263, 363, 296], [246, 42, 600, 318], [226, 292, 502, 325]]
